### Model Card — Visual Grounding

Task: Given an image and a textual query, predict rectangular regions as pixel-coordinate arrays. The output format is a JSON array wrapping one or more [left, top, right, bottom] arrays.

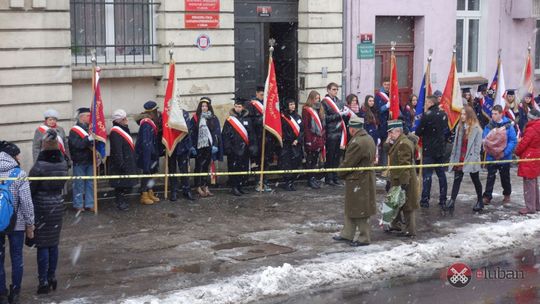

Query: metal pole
[[91, 51, 99, 215], [164, 46, 174, 199], [258, 39, 275, 192]]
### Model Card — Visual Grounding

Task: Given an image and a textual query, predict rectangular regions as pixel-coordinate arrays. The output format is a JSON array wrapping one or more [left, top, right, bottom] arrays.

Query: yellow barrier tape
[[0, 158, 538, 181]]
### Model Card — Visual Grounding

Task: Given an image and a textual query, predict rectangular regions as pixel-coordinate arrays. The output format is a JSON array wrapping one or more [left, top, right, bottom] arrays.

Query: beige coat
[[387, 133, 419, 211], [338, 129, 377, 218]]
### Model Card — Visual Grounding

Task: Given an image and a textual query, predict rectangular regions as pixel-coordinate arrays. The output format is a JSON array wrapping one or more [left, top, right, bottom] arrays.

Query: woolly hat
[[528, 108, 540, 121], [43, 109, 59, 119], [42, 129, 59, 151], [0, 141, 20, 158], [112, 109, 127, 121]]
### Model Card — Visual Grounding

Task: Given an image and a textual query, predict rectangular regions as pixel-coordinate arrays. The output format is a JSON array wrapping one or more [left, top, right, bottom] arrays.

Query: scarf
[[197, 111, 213, 149], [349, 103, 359, 114]]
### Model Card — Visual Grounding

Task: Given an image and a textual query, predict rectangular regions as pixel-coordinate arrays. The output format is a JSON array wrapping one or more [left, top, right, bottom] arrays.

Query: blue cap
[[434, 90, 443, 97], [143, 101, 158, 111]]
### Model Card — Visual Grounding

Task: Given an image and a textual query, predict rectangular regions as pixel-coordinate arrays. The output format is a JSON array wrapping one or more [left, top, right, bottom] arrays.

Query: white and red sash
[[110, 126, 134, 150], [323, 96, 348, 149], [281, 114, 300, 138], [70, 125, 90, 139], [38, 125, 66, 154], [250, 100, 264, 114], [140, 118, 158, 135], [305, 107, 323, 132], [377, 91, 390, 104], [227, 116, 249, 145]]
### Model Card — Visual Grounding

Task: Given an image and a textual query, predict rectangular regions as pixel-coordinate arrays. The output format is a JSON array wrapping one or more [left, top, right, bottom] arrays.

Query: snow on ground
[[114, 214, 540, 304]]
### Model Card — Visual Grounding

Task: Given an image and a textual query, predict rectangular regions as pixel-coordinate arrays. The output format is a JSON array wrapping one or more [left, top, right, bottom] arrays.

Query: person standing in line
[[108, 109, 137, 211], [321, 82, 346, 186], [279, 98, 304, 191], [28, 130, 68, 294], [302, 90, 325, 189], [447, 105, 484, 213], [515, 108, 540, 215], [32, 109, 70, 164], [167, 109, 195, 202], [518, 92, 536, 136], [359, 95, 380, 146]]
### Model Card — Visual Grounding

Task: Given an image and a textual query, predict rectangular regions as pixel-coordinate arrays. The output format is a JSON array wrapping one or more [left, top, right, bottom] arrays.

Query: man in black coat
[[109, 109, 137, 211], [279, 98, 304, 191], [222, 98, 257, 196], [415, 95, 449, 209], [168, 109, 196, 202], [322, 82, 346, 186]]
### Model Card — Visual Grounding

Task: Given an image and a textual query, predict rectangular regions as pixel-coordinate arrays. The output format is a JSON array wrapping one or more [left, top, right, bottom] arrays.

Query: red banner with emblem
[[389, 54, 400, 120], [263, 55, 283, 146]]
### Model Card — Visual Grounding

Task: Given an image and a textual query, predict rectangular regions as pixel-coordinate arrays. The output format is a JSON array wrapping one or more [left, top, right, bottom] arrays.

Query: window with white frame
[[70, 0, 158, 65], [456, 0, 482, 75], [536, 19, 540, 73]]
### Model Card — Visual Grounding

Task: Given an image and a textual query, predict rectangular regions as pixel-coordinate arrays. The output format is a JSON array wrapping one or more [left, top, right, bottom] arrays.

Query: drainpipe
[[341, 0, 348, 98]]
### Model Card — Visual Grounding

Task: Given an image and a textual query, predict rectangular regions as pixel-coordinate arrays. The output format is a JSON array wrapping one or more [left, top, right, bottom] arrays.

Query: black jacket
[[109, 122, 138, 189], [281, 110, 304, 161], [416, 105, 449, 159], [191, 112, 223, 161], [322, 95, 345, 141], [222, 109, 257, 158], [68, 122, 93, 165], [29, 150, 68, 248]]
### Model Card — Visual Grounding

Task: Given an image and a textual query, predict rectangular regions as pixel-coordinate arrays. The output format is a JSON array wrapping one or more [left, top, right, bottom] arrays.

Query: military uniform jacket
[[387, 133, 419, 211]]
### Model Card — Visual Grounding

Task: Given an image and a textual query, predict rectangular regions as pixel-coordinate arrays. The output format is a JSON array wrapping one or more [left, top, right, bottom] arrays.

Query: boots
[[48, 277, 57, 291], [473, 200, 484, 212], [231, 187, 242, 196], [196, 187, 208, 198], [308, 177, 320, 189], [446, 199, 455, 211], [148, 189, 160, 202], [502, 195, 511, 205], [183, 190, 195, 201], [8, 285, 19, 304], [170, 190, 178, 202], [115, 190, 129, 211], [37, 281, 49, 294], [140, 192, 154, 205], [203, 186, 214, 197], [0, 294, 6, 304]]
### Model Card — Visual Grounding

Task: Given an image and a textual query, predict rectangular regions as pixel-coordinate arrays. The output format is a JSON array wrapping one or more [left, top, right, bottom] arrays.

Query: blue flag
[[414, 73, 429, 131]]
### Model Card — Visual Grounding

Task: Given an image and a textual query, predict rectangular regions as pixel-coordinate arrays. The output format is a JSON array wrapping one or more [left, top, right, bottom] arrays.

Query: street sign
[[357, 43, 375, 59], [196, 34, 211, 50], [257, 6, 272, 17], [185, 0, 220, 12], [360, 33, 373, 44], [185, 14, 219, 29]]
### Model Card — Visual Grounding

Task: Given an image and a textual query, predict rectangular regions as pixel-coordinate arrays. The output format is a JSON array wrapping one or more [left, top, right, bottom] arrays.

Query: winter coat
[[191, 112, 223, 161], [68, 121, 93, 165], [171, 110, 194, 157], [32, 125, 69, 163], [302, 106, 325, 153], [518, 103, 535, 135], [338, 129, 377, 218], [482, 116, 517, 161], [358, 106, 380, 145], [29, 150, 67, 248], [472, 97, 490, 128], [415, 104, 449, 159], [222, 109, 257, 158], [515, 119, 540, 178], [399, 104, 413, 134], [322, 95, 345, 141], [246, 99, 264, 142], [449, 123, 483, 173], [135, 114, 160, 173], [281, 110, 304, 161], [0, 152, 34, 231], [387, 134, 419, 211], [108, 122, 138, 189], [375, 88, 390, 139]]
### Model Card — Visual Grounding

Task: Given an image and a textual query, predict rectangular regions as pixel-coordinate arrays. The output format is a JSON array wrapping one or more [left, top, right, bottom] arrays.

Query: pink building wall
[[345, 0, 538, 99]]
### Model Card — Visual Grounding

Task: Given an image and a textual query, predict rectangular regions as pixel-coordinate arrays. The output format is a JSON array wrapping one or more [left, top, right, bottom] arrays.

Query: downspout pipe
[[342, 0, 348, 99]]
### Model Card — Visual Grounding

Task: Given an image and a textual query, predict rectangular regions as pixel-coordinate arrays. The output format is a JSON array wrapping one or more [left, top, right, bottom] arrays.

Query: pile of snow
[[115, 214, 540, 304]]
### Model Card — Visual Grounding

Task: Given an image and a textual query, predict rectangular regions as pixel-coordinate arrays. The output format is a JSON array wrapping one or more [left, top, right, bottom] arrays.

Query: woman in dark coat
[[109, 109, 138, 211], [302, 90, 325, 189], [358, 95, 380, 145], [191, 97, 222, 197], [29, 129, 68, 294]]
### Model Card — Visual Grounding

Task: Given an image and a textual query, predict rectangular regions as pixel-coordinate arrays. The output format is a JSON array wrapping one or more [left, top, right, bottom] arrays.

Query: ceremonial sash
[[111, 126, 134, 150], [250, 100, 264, 114], [140, 118, 158, 135], [281, 114, 300, 137], [305, 107, 323, 132], [227, 116, 249, 145], [323, 96, 348, 149], [192, 113, 199, 124], [38, 125, 66, 155], [377, 91, 390, 104], [71, 125, 90, 139]]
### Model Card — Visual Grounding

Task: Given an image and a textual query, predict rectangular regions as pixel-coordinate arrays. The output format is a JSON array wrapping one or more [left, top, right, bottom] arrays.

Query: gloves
[[211, 146, 219, 155], [87, 134, 94, 141], [190, 147, 197, 157], [400, 184, 408, 191]]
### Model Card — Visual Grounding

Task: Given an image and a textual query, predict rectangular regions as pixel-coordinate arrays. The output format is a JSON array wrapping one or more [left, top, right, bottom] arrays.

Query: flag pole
[[258, 39, 275, 192], [389, 41, 396, 119], [164, 47, 174, 200], [91, 51, 99, 215]]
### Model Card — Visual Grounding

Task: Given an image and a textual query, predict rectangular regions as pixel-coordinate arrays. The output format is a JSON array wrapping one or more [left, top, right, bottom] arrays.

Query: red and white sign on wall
[[185, 0, 220, 12], [185, 14, 219, 29]]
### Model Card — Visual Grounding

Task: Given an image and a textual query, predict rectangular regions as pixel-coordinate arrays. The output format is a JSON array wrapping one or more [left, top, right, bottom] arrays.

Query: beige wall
[[0, 0, 72, 169]]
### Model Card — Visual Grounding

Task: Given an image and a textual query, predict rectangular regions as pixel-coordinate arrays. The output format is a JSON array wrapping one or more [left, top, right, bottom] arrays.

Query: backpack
[[483, 124, 509, 159], [0, 167, 20, 233]]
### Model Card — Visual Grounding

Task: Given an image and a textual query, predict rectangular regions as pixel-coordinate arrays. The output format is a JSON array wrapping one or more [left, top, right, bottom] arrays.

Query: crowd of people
[[0, 80, 540, 300]]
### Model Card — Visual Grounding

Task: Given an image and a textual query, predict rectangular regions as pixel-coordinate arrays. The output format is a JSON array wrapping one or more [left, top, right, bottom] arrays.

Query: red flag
[[263, 55, 283, 145], [440, 53, 462, 129], [389, 54, 400, 120], [518, 49, 537, 109], [162, 60, 187, 156], [91, 67, 107, 158]]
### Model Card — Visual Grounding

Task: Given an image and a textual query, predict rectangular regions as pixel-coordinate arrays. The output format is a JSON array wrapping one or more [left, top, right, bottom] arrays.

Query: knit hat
[[42, 129, 59, 151], [143, 101, 158, 112], [349, 116, 364, 129], [112, 109, 127, 121], [387, 120, 403, 132], [43, 109, 59, 119], [0, 141, 20, 158], [528, 108, 540, 120]]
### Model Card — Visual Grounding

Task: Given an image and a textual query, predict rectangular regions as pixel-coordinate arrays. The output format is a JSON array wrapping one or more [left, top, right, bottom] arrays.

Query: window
[[536, 19, 540, 72], [456, 0, 482, 75], [70, 0, 158, 65]]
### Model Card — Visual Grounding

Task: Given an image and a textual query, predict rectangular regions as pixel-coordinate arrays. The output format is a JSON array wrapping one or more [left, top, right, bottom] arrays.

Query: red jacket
[[515, 119, 540, 178], [302, 107, 326, 152]]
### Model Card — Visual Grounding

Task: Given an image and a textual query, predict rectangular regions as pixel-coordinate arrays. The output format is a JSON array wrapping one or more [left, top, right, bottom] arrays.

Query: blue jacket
[[374, 88, 390, 139], [357, 109, 379, 145], [482, 116, 517, 161], [135, 114, 160, 173]]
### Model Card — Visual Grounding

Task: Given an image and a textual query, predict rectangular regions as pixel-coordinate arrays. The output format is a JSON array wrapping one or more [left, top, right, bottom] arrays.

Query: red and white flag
[[518, 49, 538, 110], [389, 53, 400, 120], [162, 59, 188, 156], [440, 52, 462, 129], [263, 54, 283, 146]]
